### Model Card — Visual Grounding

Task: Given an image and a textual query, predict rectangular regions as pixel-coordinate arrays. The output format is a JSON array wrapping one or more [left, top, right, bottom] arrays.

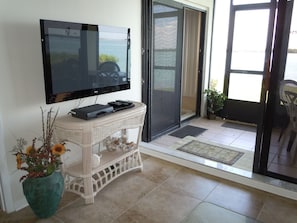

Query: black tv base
[[108, 100, 135, 112]]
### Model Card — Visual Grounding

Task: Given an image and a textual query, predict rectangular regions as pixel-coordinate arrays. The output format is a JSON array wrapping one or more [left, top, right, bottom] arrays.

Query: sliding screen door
[[150, 2, 183, 139]]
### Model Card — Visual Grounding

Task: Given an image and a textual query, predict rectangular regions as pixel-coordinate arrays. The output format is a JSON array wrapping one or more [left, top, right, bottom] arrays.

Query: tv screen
[[40, 19, 131, 104]]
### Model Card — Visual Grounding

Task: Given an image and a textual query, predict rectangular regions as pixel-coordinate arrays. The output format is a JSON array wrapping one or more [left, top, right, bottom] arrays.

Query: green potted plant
[[204, 88, 227, 119]]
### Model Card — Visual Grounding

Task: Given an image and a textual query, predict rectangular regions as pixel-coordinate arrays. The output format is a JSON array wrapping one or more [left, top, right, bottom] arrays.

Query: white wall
[[0, 0, 213, 212], [0, 0, 142, 212]]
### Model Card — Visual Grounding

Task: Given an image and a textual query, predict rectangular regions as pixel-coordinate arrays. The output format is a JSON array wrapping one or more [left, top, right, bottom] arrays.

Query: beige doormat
[[177, 140, 244, 165], [170, 136, 254, 171]]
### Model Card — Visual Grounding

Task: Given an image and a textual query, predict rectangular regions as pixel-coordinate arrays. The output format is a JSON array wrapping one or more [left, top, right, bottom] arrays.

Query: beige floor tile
[[161, 167, 220, 200], [34, 217, 64, 223], [257, 195, 297, 223], [98, 173, 158, 210], [138, 156, 181, 184], [0, 206, 38, 223], [205, 181, 265, 219], [231, 137, 256, 151], [56, 198, 114, 223], [113, 209, 159, 223], [215, 128, 242, 138], [182, 202, 258, 223], [57, 191, 80, 211], [211, 135, 237, 145], [56, 175, 152, 222], [120, 186, 201, 223], [140, 153, 151, 160], [150, 135, 179, 148]]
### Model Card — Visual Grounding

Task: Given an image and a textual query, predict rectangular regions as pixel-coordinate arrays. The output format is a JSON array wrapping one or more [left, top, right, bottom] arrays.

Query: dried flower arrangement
[[12, 108, 68, 182]]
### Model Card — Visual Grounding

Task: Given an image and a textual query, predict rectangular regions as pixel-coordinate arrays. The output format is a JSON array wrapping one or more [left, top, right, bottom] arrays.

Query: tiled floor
[[148, 118, 256, 173], [150, 118, 257, 153], [2, 154, 297, 222], [148, 117, 297, 179]]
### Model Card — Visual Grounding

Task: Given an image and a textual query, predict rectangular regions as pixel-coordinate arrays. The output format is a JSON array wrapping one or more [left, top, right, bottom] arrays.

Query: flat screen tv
[[40, 19, 131, 104]]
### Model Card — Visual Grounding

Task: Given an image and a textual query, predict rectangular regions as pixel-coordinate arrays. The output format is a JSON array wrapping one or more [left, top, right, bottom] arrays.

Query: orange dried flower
[[16, 153, 22, 169], [51, 144, 66, 156], [25, 146, 35, 154]]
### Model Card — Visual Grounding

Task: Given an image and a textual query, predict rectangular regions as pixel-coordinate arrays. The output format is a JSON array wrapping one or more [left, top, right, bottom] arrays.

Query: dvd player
[[70, 104, 113, 120]]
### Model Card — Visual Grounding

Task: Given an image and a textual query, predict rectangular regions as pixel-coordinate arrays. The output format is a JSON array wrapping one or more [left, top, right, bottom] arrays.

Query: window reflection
[[232, 0, 271, 5], [228, 73, 262, 102], [97, 25, 130, 87]]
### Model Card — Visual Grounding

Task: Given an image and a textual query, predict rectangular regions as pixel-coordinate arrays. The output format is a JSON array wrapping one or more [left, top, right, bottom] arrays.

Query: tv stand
[[54, 102, 146, 204]]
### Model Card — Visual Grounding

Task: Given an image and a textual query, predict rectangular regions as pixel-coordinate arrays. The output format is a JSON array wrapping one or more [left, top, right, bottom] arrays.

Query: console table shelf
[[54, 102, 146, 204]]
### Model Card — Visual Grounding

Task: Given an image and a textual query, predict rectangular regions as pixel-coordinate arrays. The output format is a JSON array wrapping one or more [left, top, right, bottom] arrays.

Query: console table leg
[[137, 150, 143, 172], [83, 176, 94, 204], [82, 142, 94, 204]]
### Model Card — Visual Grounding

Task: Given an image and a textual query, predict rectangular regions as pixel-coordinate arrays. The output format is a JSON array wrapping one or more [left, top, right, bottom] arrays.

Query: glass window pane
[[153, 69, 175, 92], [154, 50, 176, 67], [153, 4, 178, 13], [154, 17, 177, 49], [231, 9, 269, 71], [284, 53, 297, 81], [228, 73, 262, 102], [285, 2, 297, 81]]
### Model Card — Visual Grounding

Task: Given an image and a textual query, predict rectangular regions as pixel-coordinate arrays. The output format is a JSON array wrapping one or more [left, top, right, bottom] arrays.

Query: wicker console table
[[54, 102, 146, 204]]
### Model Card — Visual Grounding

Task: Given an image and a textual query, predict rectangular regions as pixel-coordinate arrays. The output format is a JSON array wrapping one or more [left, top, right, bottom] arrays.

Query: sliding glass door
[[223, 1, 276, 124], [258, 0, 297, 183]]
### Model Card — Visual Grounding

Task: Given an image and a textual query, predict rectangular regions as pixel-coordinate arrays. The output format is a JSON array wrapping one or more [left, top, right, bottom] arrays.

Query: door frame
[[222, 1, 276, 124], [0, 117, 14, 212], [141, 0, 153, 142]]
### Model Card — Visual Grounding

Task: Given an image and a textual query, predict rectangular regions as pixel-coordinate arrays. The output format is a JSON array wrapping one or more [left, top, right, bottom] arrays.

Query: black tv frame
[[40, 19, 131, 104]]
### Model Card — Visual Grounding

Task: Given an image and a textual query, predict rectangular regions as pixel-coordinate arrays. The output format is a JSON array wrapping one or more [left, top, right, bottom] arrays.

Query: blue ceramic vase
[[22, 171, 64, 218]]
